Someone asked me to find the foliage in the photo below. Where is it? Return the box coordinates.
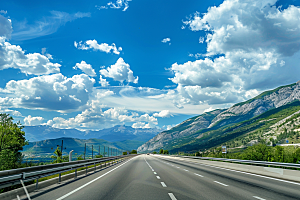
[131,149,137,154]
[77,155,84,160]
[0,113,28,171]
[95,155,103,158]
[163,150,169,154]
[152,151,157,154]
[159,149,164,154]
[51,147,63,163]
[123,151,127,155]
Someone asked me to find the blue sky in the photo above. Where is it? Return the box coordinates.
[1,0,300,131]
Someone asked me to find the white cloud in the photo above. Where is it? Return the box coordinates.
[3,73,95,111]
[96,0,132,12]
[100,58,138,84]
[24,115,44,126]
[199,36,204,43]
[74,39,122,55]
[12,11,91,41]
[153,110,172,118]
[0,10,7,14]
[170,0,300,106]
[162,38,171,43]
[73,61,97,77]
[99,75,110,87]
[0,14,12,39]
[0,37,61,75]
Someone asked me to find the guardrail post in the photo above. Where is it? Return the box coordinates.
[59,173,61,183]
[35,178,39,190]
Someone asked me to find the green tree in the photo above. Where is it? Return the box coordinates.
[131,150,137,154]
[123,151,128,155]
[51,147,63,163]
[0,114,28,171]
[152,151,157,154]
[163,150,169,154]
[159,149,164,154]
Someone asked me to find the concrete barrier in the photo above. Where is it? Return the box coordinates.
[0,158,125,200]
[156,155,300,183]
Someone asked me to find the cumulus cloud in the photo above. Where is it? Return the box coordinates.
[4,73,95,111]
[0,37,61,75]
[24,115,44,126]
[170,0,300,106]
[0,10,7,14]
[161,38,171,43]
[74,40,122,55]
[99,75,110,87]
[12,11,91,41]
[100,58,138,84]
[96,0,132,11]
[153,110,172,118]
[0,14,12,39]
[73,61,97,77]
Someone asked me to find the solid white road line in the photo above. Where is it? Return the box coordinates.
[194,173,203,177]
[168,193,177,200]
[156,176,161,179]
[214,181,228,187]
[161,182,167,187]
[56,156,138,200]
[253,196,266,200]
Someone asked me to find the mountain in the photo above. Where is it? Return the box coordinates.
[138,81,300,153]
[22,137,143,157]
[23,125,161,143]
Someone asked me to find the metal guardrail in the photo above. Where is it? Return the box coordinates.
[171,155,300,169]
[0,155,135,190]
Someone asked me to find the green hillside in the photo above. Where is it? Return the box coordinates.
[167,100,300,153]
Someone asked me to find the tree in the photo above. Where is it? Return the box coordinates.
[0,114,28,171]
[159,149,164,154]
[163,150,169,154]
[152,151,157,154]
[131,150,137,154]
[51,147,63,163]
[123,151,127,155]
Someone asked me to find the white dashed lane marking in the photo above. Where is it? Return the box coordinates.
[253,196,266,200]
[161,182,167,187]
[194,173,203,177]
[214,181,228,187]
[156,176,161,179]
[168,193,177,200]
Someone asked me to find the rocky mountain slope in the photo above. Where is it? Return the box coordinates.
[138,81,300,153]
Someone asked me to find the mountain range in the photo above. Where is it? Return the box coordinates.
[138,81,300,153]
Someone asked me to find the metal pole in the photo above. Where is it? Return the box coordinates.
[92,145,94,159]
[84,143,86,160]
[61,140,64,159]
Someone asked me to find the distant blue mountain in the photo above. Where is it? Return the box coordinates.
[23,125,162,143]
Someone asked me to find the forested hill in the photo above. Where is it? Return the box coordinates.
[138,81,300,153]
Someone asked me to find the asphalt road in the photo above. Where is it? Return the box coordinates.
[28,155,300,200]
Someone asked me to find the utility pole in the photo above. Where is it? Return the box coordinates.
[84,143,86,160]
[92,145,94,159]
[61,140,64,159]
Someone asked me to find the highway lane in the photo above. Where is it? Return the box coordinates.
[27,155,300,200]
[150,155,300,200]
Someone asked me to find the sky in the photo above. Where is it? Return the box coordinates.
[0,0,300,131]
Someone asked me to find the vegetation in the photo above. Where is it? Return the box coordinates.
[163,150,169,154]
[130,150,137,154]
[0,114,28,171]
[159,149,164,154]
[123,151,128,155]
[152,151,157,154]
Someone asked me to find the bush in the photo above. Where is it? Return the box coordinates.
[163,150,169,154]
[159,149,164,154]
[131,150,137,154]
[123,152,127,155]
[152,151,157,154]
[95,155,103,158]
